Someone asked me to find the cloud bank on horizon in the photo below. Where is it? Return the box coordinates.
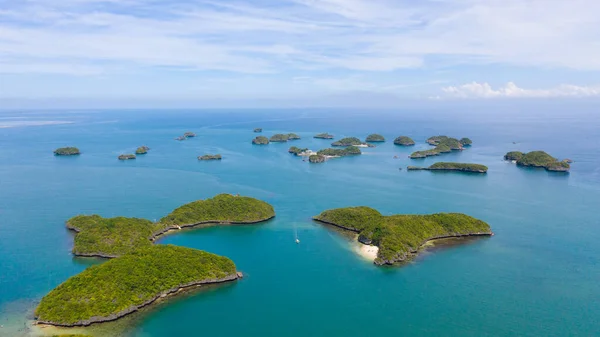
[1,0,600,102]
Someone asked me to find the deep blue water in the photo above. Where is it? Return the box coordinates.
[0,108,599,337]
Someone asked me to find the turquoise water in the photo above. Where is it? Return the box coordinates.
[0,109,599,336]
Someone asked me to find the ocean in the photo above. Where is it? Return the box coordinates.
[0,108,599,336]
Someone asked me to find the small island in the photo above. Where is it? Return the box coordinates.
[175,132,196,141]
[410,135,469,159]
[504,151,570,172]
[54,147,80,156]
[118,154,136,160]
[67,194,275,258]
[253,128,263,133]
[313,207,492,265]
[35,245,240,327]
[365,134,385,142]
[288,146,311,156]
[407,162,488,173]
[135,146,150,155]
[309,154,326,163]
[252,136,270,145]
[314,133,334,139]
[460,138,472,146]
[287,133,301,140]
[331,137,367,147]
[317,146,361,157]
[393,136,415,146]
[198,154,222,161]
[270,134,290,142]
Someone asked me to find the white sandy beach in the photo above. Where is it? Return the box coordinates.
[354,239,379,261]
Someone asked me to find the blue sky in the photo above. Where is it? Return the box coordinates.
[1,0,600,107]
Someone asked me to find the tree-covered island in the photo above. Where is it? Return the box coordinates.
[504,151,570,172]
[54,147,81,156]
[313,207,492,265]
[198,154,222,160]
[331,137,367,147]
[287,133,301,140]
[393,136,415,146]
[407,162,488,173]
[365,134,385,142]
[288,146,310,156]
[314,133,334,139]
[175,132,196,141]
[252,136,270,145]
[135,146,150,155]
[410,135,470,159]
[270,134,290,142]
[35,245,240,327]
[118,154,136,160]
[309,154,326,163]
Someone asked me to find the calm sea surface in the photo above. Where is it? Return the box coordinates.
[0,108,599,336]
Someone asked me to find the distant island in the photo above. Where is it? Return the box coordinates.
[309,154,326,163]
[175,132,196,141]
[332,137,369,147]
[460,138,472,146]
[308,146,362,164]
[252,136,270,145]
[254,128,262,133]
[289,146,311,156]
[198,154,222,161]
[118,154,136,160]
[54,147,80,156]
[394,136,415,146]
[288,133,301,140]
[408,162,488,173]
[66,194,275,258]
[314,133,334,139]
[35,245,240,327]
[365,134,385,142]
[135,146,150,155]
[270,133,301,142]
[504,151,570,172]
[410,135,470,159]
[313,207,492,265]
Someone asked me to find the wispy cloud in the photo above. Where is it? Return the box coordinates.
[434,82,600,99]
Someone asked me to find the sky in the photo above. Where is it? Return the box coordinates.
[1,0,600,108]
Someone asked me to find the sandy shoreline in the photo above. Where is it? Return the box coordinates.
[353,237,379,261]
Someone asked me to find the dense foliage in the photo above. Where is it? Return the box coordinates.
[393,136,415,146]
[505,150,570,172]
[159,194,275,227]
[252,136,270,145]
[314,207,491,264]
[317,146,361,157]
[366,134,385,142]
[309,155,326,163]
[314,133,334,139]
[331,137,363,147]
[254,128,262,133]
[68,215,157,257]
[36,245,237,325]
[460,138,473,146]
[289,146,309,155]
[136,146,150,155]
[427,162,488,172]
[270,134,290,142]
[287,133,301,140]
[54,147,80,156]
[198,154,222,160]
[118,154,136,160]
[411,135,467,159]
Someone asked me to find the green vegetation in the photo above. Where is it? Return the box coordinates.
[35,245,237,326]
[254,128,262,133]
[309,154,326,163]
[332,137,363,147]
[411,135,467,159]
[314,207,492,265]
[198,154,222,160]
[136,146,150,155]
[408,162,488,173]
[118,154,136,160]
[68,215,156,257]
[270,134,290,142]
[505,151,570,172]
[159,194,275,228]
[394,136,415,146]
[289,146,309,156]
[287,133,301,140]
[314,133,334,139]
[252,136,269,145]
[317,146,361,157]
[54,147,80,156]
[366,134,385,142]
[460,138,473,146]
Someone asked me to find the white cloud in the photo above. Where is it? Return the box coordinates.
[437,82,600,99]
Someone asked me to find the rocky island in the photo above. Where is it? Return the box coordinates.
[252,136,270,145]
[269,133,301,142]
[410,135,469,159]
[308,147,362,164]
[54,147,80,156]
[309,154,326,163]
[288,146,311,156]
[394,136,415,146]
[175,132,196,141]
[365,134,385,142]
[287,133,301,140]
[35,245,240,327]
[331,137,368,147]
[314,133,334,139]
[407,162,488,173]
[254,128,262,133]
[118,154,136,160]
[460,138,472,146]
[135,146,150,155]
[504,151,570,172]
[198,154,222,161]
[313,207,492,265]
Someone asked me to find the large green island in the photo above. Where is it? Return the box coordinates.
[54,147,80,156]
[313,207,492,265]
[332,137,368,147]
[35,245,240,327]
[408,162,488,173]
[394,136,415,146]
[504,151,570,172]
[410,135,470,159]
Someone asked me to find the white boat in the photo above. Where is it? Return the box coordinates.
[295,239,300,244]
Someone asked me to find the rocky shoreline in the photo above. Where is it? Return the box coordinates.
[150,216,276,241]
[35,273,242,327]
[407,166,487,173]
